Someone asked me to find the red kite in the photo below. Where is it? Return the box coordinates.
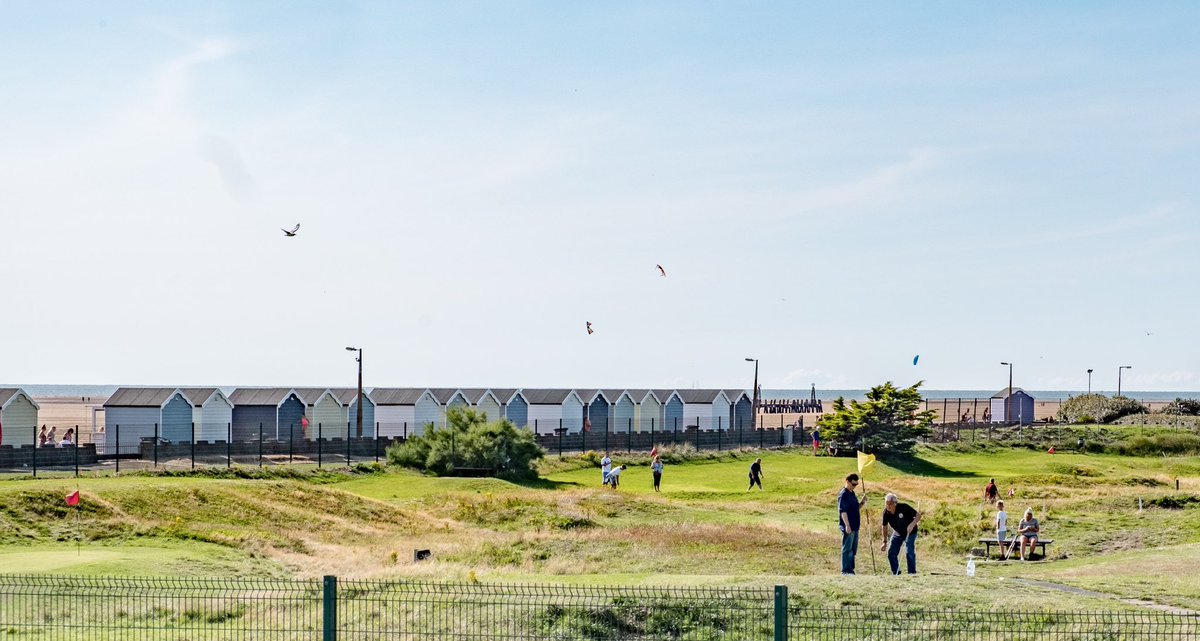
[586,322,594,335]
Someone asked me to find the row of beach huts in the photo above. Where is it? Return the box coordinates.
[0,387,754,451]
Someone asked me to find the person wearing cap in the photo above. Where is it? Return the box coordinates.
[878,493,922,574]
[837,473,867,574]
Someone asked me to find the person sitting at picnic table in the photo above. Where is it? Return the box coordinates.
[1017,508,1040,561]
[59,428,75,447]
[983,479,999,504]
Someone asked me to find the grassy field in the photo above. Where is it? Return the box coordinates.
[0,445,1197,612]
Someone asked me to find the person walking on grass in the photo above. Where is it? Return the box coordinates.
[651,456,664,492]
[838,473,866,574]
[984,478,999,504]
[878,493,921,574]
[748,458,763,490]
[600,452,612,487]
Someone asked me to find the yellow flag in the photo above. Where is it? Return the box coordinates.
[857,451,876,475]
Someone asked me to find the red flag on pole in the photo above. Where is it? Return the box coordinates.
[65,491,80,507]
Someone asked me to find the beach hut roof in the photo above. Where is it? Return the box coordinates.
[490,388,523,404]
[459,388,500,405]
[0,388,39,411]
[576,389,609,404]
[677,389,729,404]
[602,389,634,403]
[428,388,467,404]
[369,388,431,406]
[522,389,579,405]
[653,389,682,404]
[228,388,301,406]
[179,388,226,407]
[628,389,660,404]
[292,388,365,406]
[991,388,1032,399]
[104,387,188,408]
[724,389,751,403]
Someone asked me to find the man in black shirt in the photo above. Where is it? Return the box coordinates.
[748,458,763,490]
[878,493,922,574]
[837,474,866,574]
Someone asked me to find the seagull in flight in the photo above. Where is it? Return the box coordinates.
[656,264,667,277]
[281,224,300,237]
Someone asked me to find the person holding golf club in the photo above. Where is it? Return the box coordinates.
[878,493,921,574]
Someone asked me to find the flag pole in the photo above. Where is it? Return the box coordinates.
[862,478,878,574]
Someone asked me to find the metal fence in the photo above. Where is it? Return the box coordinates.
[0,575,1194,640]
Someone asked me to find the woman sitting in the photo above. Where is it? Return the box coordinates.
[1017,508,1040,560]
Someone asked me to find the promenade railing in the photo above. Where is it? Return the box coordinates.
[0,576,1194,640]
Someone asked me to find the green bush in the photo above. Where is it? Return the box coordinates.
[387,408,545,479]
[1161,398,1200,416]
[1107,432,1200,456]
[1057,394,1146,424]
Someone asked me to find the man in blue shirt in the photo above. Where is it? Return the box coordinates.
[838,473,867,574]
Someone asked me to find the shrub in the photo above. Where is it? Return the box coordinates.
[1057,394,1146,424]
[817,381,934,456]
[1107,432,1200,456]
[1161,398,1200,416]
[387,408,545,479]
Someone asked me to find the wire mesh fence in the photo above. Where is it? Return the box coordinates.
[0,576,1195,640]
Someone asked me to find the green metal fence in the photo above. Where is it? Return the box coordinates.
[0,575,1195,639]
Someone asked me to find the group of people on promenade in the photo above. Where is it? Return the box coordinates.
[37,425,75,448]
[761,399,824,414]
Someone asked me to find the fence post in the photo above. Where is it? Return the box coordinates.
[259,423,264,468]
[113,425,118,475]
[32,425,37,478]
[674,416,678,445]
[375,422,380,463]
[322,575,338,641]
[74,426,79,478]
[289,424,294,464]
[346,421,352,466]
[717,416,722,451]
[191,422,196,469]
[627,418,632,452]
[153,422,159,468]
[604,413,609,453]
[318,423,323,467]
[558,419,563,457]
[650,417,655,448]
[227,423,232,468]
[773,584,788,641]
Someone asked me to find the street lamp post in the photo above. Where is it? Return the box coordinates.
[745,358,759,419]
[346,347,363,437]
[1118,365,1132,398]
[1087,369,1093,395]
[1000,362,1013,422]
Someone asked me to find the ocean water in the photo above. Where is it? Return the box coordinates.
[6,384,1198,402]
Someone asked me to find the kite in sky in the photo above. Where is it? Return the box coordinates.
[281,224,300,237]
[656,264,666,277]
[912,355,920,366]
[586,321,594,335]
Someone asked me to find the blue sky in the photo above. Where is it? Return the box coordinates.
[1,2,1197,392]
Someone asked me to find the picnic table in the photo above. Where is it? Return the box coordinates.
[977,537,1053,560]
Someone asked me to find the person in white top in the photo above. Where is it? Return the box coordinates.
[995,500,1008,547]
[600,452,612,486]
[606,465,624,489]
[651,456,664,492]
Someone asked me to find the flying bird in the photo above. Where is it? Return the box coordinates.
[1145,331,1154,336]
[912,355,920,366]
[586,321,594,335]
[281,224,300,237]
[656,264,667,277]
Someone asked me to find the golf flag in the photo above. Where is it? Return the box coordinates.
[857,451,876,475]
[65,491,80,507]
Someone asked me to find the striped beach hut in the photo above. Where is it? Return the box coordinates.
[460,389,503,422]
[630,390,661,434]
[654,390,685,433]
[492,388,528,427]
[725,389,754,431]
[679,389,732,431]
[603,390,637,433]
[0,388,39,447]
[104,388,194,451]
[229,388,306,442]
[371,388,440,437]
[180,388,233,444]
[348,391,376,437]
[523,389,584,434]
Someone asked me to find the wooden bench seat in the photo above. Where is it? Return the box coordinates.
[977,537,1053,560]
